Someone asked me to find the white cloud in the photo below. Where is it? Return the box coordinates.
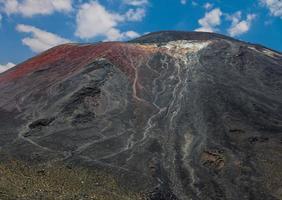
[0,0,72,17]
[0,62,16,73]
[227,12,256,36]
[16,24,71,53]
[123,0,148,6]
[204,2,213,10]
[123,30,140,38]
[75,1,122,40]
[260,0,282,18]
[195,8,222,32]
[226,11,242,25]
[103,29,139,41]
[75,1,140,41]
[125,8,146,21]
[0,14,2,26]
[180,0,187,5]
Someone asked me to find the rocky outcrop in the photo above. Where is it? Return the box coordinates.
[0,31,282,200]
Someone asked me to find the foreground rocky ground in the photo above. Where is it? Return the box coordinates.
[0,31,282,200]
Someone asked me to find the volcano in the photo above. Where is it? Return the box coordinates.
[0,31,282,200]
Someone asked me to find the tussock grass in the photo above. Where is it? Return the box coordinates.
[0,160,142,200]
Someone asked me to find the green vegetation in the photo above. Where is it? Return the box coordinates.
[0,160,142,200]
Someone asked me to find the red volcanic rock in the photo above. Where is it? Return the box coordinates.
[0,42,156,84]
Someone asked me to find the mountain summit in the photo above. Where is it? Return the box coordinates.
[0,31,282,200]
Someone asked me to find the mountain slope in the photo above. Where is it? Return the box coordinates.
[0,31,282,200]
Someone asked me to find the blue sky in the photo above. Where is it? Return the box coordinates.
[0,0,281,72]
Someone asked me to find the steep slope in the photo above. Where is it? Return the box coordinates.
[0,31,282,200]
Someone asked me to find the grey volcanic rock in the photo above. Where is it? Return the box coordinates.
[0,31,282,200]
[130,31,238,43]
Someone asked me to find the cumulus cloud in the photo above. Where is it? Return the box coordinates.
[123,30,140,38]
[123,0,148,6]
[16,24,71,53]
[195,8,222,32]
[75,1,140,41]
[180,0,187,5]
[227,12,256,36]
[104,28,140,41]
[0,62,16,73]
[260,0,282,18]
[0,0,72,17]
[204,2,213,10]
[125,8,146,21]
